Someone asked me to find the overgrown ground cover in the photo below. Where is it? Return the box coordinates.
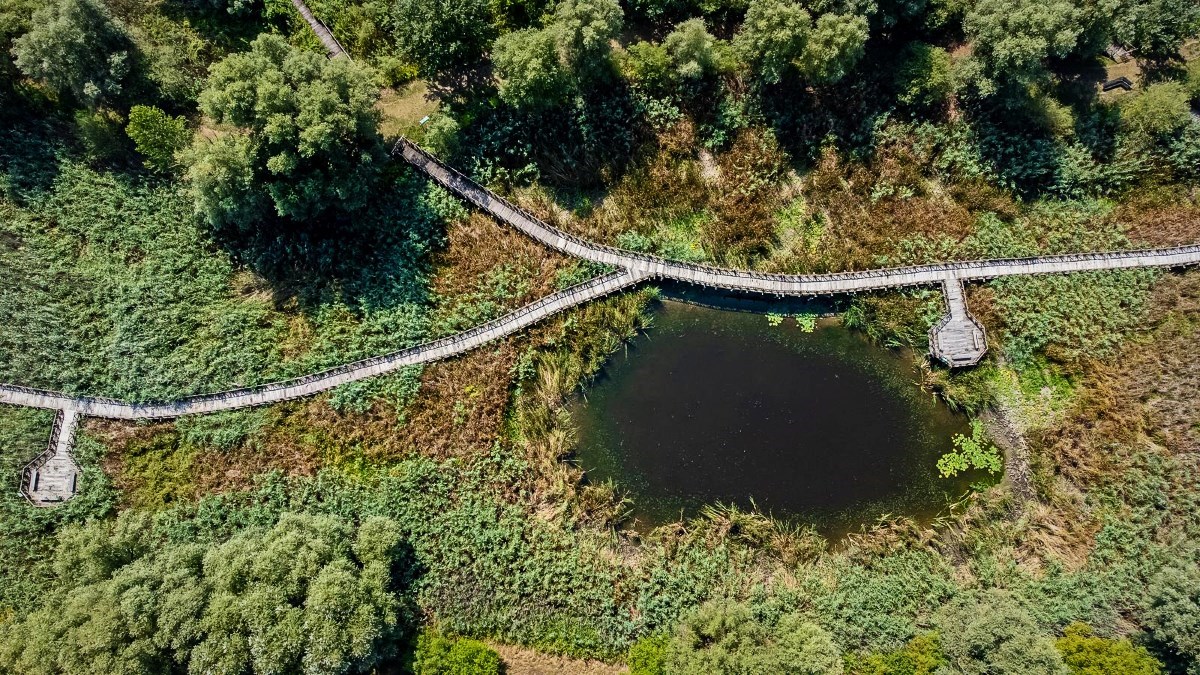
[1,0,1200,672]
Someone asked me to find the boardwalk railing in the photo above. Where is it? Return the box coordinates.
[0,270,644,420]
[17,410,78,505]
[7,138,1200,506]
[395,138,1200,295]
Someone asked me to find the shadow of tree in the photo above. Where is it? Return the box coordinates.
[206,166,449,315]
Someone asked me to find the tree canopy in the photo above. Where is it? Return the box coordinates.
[734,0,867,84]
[963,0,1087,90]
[1143,557,1200,671]
[662,600,844,674]
[1114,0,1200,61]
[391,0,496,77]
[185,34,384,231]
[934,589,1069,674]
[11,0,136,108]
[0,513,411,675]
[664,18,721,80]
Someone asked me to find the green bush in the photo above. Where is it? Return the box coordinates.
[125,105,188,171]
[629,634,669,675]
[414,631,504,675]
[934,589,1068,675]
[1142,556,1200,672]
[663,600,843,674]
[1055,623,1163,675]
[1122,82,1194,138]
[845,632,946,675]
[0,514,411,674]
[894,42,953,110]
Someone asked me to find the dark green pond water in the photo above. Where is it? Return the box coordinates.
[570,295,978,535]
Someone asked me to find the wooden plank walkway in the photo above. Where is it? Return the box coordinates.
[290,0,347,59]
[929,278,987,367]
[6,138,1200,505]
[19,410,80,506]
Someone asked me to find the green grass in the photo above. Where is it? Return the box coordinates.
[0,128,444,402]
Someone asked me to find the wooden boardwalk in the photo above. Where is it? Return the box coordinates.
[290,0,347,59]
[5,139,1200,505]
[19,410,80,506]
[929,278,987,367]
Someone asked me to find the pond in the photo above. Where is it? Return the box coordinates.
[570,293,980,535]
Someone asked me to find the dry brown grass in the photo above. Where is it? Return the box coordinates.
[1115,188,1200,248]
[490,643,628,675]
[704,129,788,262]
[774,142,993,274]
[535,121,712,248]
[431,212,570,308]
[377,81,441,140]
[991,270,1200,568]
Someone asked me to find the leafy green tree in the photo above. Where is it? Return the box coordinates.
[392,0,496,76]
[0,513,410,675]
[663,600,843,674]
[963,0,1086,89]
[413,631,503,675]
[796,12,868,83]
[1114,0,1200,61]
[735,0,812,84]
[1121,82,1193,137]
[493,28,573,107]
[549,0,624,74]
[1055,623,1163,675]
[11,0,135,108]
[184,34,385,231]
[893,42,953,109]
[621,40,675,95]
[934,589,1069,675]
[0,0,39,110]
[125,105,188,171]
[664,18,720,80]
[735,0,865,84]
[1142,557,1200,673]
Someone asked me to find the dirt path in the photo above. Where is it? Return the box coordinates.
[981,405,1035,507]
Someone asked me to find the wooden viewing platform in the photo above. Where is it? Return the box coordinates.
[929,278,987,367]
[5,139,1200,505]
[19,410,80,506]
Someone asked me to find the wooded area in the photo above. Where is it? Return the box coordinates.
[0,0,1199,672]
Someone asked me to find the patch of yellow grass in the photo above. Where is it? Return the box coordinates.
[376,81,440,140]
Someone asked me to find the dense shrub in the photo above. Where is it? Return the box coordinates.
[186,34,384,231]
[0,514,412,674]
[125,104,188,171]
[934,589,1068,674]
[1142,556,1200,673]
[845,633,946,675]
[1055,623,1163,675]
[414,632,504,675]
[662,600,843,674]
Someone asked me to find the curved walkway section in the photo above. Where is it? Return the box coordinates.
[6,139,1200,506]
[1,270,644,420]
[4,271,642,505]
[396,139,1200,295]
